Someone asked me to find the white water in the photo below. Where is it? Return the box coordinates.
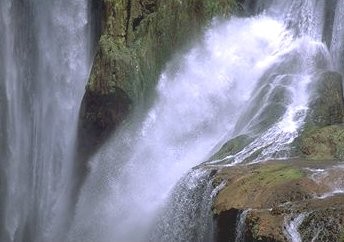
[308,165,344,198]
[1,0,343,242]
[67,2,336,239]
[331,0,344,75]
[235,209,251,242]
[69,15,296,242]
[284,213,307,242]
[0,1,92,241]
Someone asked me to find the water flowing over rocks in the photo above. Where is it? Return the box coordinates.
[211,160,344,242]
[2,0,344,241]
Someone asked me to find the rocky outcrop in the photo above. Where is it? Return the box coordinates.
[209,135,252,161]
[297,71,344,160]
[77,87,131,159]
[209,70,344,241]
[306,71,344,127]
[211,160,344,242]
[78,0,238,157]
[299,124,344,160]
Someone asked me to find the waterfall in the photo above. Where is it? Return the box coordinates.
[308,165,344,198]
[284,213,307,242]
[0,0,93,241]
[1,0,344,242]
[235,209,250,242]
[68,14,293,242]
[67,1,332,239]
[331,0,344,75]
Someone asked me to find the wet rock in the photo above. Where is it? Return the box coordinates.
[211,160,344,242]
[209,135,252,161]
[299,124,344,160]
[77,0,239,158]
[307,71,344,127]
[213,209,241,242]
[294,71,344,160]
[77,87,131,160]
[212,163,316,213]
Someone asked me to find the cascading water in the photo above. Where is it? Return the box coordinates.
[284,213,308,242]
[235,209,251,242]
[2,0,344,242]
[69,14,293,242]
[0,1,93,241]
[68,1,337,240]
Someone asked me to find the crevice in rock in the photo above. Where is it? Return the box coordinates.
[214,209,241,242]
[132,14,144,31]
[125,0,132,44]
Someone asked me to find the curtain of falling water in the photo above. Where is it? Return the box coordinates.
[68,1,342,242]
[0,1,94,241]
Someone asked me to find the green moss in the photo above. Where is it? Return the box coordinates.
[298,125,344,160]
[248,164,304,188]
[99,34,132,62]
[340,229,344,242]
[210,135,252,161]
[204,0,237,18]
[89,0,237,106]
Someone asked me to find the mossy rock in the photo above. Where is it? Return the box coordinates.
[298,124,344,160]
[213,163,307,213]
[299,208,344,242]
[209,135,252,161]
[76,87,131,161]
[89,0,239,104]
[292,71,344,160]
[78,0,238,159]
[211,160,344,242]
[306,71,344,127]
[341,230,344,242]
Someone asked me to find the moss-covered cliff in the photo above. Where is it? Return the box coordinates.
[78,0,238,156]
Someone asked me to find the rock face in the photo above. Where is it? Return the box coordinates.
[299,124,344,160]
[297,71,344,160]
[212,160,344,242]
[78,0,238,156]
[77,87,131,160]
[307,71,344,127]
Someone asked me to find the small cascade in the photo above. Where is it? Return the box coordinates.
[284,213,307,242]
[308,165,344,198]
[234,209,250,242]
[149,169,222,242]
